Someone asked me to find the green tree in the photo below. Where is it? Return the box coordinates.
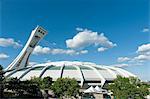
[108,76,149,99]
[30,77,43,88]
[0,65,3,70]
[41,76,52,89]
[30,76,52,89]
[51,78,80,98]
[0,65,4,98]
[5,77,20,93]
[4,76,52,98]
[5,77,42,97]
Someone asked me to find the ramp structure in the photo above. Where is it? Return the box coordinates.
[6,26,47,70]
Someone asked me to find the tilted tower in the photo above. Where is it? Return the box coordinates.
[6,26,48,70]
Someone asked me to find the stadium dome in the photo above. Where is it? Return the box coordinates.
[5,61,136,87]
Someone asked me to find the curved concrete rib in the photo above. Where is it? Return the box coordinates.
[5,67,29,78]
[115,67,137,77]
[73,65,85,87]
[18,66,43,80]
[39,65,52,78]
[60,65,85,87]
[83,64,106,87]
[94,65,117,79]
[106,66,129,77]
[60,65,65,78]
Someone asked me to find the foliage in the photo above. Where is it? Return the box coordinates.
[4,76,53,97]
[30,76,52,89]
[51,77,80,98]
[0,65,5,98]
[107,76,149,99]
[0,65,3,70]
[5,77,42,97]
[42,76,53,89]
[30,77,43,88]
[0,64,53,98]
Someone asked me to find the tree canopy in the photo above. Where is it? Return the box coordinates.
[107,76,149,99]
[5,77,42,97]
[0,65,4,98]
[0,65,3,70]
[51,77,80,98]
[30,76,52,89]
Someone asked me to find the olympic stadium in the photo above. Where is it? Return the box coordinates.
[5,26,137,88]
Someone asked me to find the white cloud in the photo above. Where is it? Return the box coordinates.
[97,47,108,52]
[117,43,150,66]
[114,62,144,68]
[133,55,150,61]
[129,62,143,66]
[142,28,149,32]
[80,50,88,54]
[76,27,84,31]
[136,43,150,55]
[117,55,149,65]
[33,46,51,55]
[112,63,129,68]
[117,57,130,62]
[66,28,116,49]
[52,48,77,55]
[28,61,38,66]
[33,45,88,55]
[0,53,9,60]
[0,38,22,48]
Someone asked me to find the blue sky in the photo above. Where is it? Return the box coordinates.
[0,0,149,81]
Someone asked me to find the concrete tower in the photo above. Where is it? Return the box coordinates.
[6,26,48,70]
